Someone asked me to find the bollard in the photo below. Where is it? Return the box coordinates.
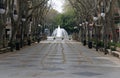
[83,40,86,46]
[88,41,92,49]
[27,39,31,45]
[15,42,20,50]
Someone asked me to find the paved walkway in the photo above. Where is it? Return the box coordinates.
[0,38,120,78]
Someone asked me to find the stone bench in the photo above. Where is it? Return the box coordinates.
[98,48,111,55]
[106,49,112,54]
[112,51,120,58]
[0,47,10,54]
[116,47,120,52]
[99,48,104,52]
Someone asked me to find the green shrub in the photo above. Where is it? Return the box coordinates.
[92,39,96,43]
[111,46,116,51]
[110,42,116,46]
[116,43,120,48]
[107,42,116,48]
[107,42,116,51]
[98,41,104,47]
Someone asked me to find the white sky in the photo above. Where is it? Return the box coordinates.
[50,0,65,13]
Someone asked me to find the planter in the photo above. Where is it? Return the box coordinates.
[116,47,120,52]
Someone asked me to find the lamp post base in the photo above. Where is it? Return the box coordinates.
[88,41,92,49]
[15,42,20,50]
[83,40,86,46]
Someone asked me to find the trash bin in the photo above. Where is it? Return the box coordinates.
[88,41,92,48]
[83,40,86,46]
[96,44,99,51]
[27,39,31,45]
[15,42,20,50]
[37,38,40,43]
[8,42,14,52]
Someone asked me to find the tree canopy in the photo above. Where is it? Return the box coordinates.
[51,1,76,34]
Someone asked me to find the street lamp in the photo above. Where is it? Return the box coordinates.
[86,20,92,49]
[101,12,105,18]
[74,26,77,29]
[38,24,41,27]
[79,24,82,27]
[101,4,105,18]
[85,21,88,25]
[20,15,26,48]
[101,6,107,54]
[73,26,78,40]
[82,22,87,46]
[0,3,5,14]
[82,22,85,25]
[79,23,83,42]
[38,24,42,35]
[13,10,18,21]
[13,10,20,50]
[22,15,26,22]
[37,24,42,43]
[0,2,6,48]
[27,18,32,46]
[93,17,98,22]
[93,15,99,51]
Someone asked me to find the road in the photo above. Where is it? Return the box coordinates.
[0,37,120,78]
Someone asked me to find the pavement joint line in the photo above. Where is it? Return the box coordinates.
[75,43,95,64]
[48,43,61,68]
[91,49,107,64]
[78,42,120,65]
[83,45,113,64]
[0,43,44,60]
[31,43,46,54]
[68,42,94,64]
[61,43,66,64]
[53,43,61,67]
[20,44,46,65]
[41,43,58,67]
[40,43,55,67]
[41,44,53,63]
[65,42,82,64]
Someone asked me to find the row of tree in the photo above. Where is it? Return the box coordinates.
[0,0,50,49]
[64,0,120,51]
[46,0,120,50]
[67,0,120,42]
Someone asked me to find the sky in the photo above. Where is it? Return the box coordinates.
[50,0,65,13]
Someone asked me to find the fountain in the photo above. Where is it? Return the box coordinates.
[52,25,69,39]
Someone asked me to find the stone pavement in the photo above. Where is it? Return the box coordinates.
[0,39,120,78]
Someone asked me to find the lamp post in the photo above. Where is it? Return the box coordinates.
[21,14,26,23]
[86,20,91,48]
[0,1,6,48]
[13,10,18,21]
[93,14,99,51]
[0,3,5,14]
[79,23,83,42]
[27,18,32,46]
[37,24,42,43]
[87,21,93,49]
[20,15,26,48]
[82,22,86,46]
[38,24,42,35]
[101,6,107,53]
[13,10,20,50]
[73,26,77,40]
